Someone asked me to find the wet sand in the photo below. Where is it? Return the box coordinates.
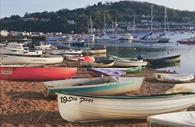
[1,63,195,127]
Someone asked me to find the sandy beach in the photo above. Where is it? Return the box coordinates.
[1,63,195,127]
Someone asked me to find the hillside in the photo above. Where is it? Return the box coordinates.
[0,0,194,33]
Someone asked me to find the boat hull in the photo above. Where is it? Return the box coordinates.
[148,111,195,127]
[154,73,194,83]
[0,55,63,65]
[177,40,195,45]
[87,68,126,77]
[44,77,144,97]
[114,60,147,67]
[81,60,115,68]
[57,93,195,122]
[0,67,77,81]
[147,55,181,65]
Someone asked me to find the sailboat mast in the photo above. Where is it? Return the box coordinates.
[104,11,106,30]
[150,5,153,32]
[133,15,136,31]
[89,15,93,34]
[164,7,167,32]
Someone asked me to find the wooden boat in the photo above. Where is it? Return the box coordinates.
[0,49,43,56]
[148,111,195,127]
[124,66,142,73]
[88,67,142,77]
[154,73,194,83]
[114,60,147,67]
[0,55,64,65]
[87,68,126,77]
[63,54,82,61]
[109,55,147,67]
[0,64,45,67]
[82,48,107,55]
[0,67,77,81]
[44,77,144,97]
[50,49,82,55]
[81,60,115,68]
[108,67,142,73]
[166,83,195,94]
[57,93,195,122]
[0,43,43,56]
[147,55,181,65]
[149,62,180,69]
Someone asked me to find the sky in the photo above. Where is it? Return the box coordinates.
[0,0,194,18]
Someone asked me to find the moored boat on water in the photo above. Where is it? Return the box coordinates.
[147,54,181,65]
[158,36,170,43]
[0,55,64,65]
[154,73,194,83]
[140,36,159,43]
[44,76,144,97]
[177,37,195,45]
[57,92,195,122]
[0,66,77,81]
[82,48,107,55]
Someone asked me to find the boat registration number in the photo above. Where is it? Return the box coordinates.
[60,96,94,104]
[1,69,13,75]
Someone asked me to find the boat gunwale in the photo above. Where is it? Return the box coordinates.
[57,92,195,99]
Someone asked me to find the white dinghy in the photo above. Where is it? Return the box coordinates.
[57,93,195,122]
[166,83,195,94]
[154,73,194,83]
[148,111,195,127]
[0,55,63,65]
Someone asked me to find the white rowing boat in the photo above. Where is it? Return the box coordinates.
[166,83,195,94]
[44,77,144,97]
[0,55,63,65]
[57,93,195,122]
[154,73,194,83]
[148,111,195,127]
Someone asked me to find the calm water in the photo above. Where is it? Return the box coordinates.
[95,32,195,74]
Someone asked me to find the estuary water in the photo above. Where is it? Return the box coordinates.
[95,32,195,74]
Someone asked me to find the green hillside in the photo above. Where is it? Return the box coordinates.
[0,1,194,33]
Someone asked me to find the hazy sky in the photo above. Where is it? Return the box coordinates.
[0,0,194,18]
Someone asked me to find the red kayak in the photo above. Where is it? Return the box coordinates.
[0,67,77,81]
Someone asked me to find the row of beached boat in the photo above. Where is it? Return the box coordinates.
[56,92,195,122]
[41,71,194,123]
[81,54,180,68]
[43,72,194,97]
[0,42,194,126]
[1,65,193,124]
[0,53,180,68]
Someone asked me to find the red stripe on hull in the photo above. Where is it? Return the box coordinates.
[0,67,77,81]
[177,41,195,44]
